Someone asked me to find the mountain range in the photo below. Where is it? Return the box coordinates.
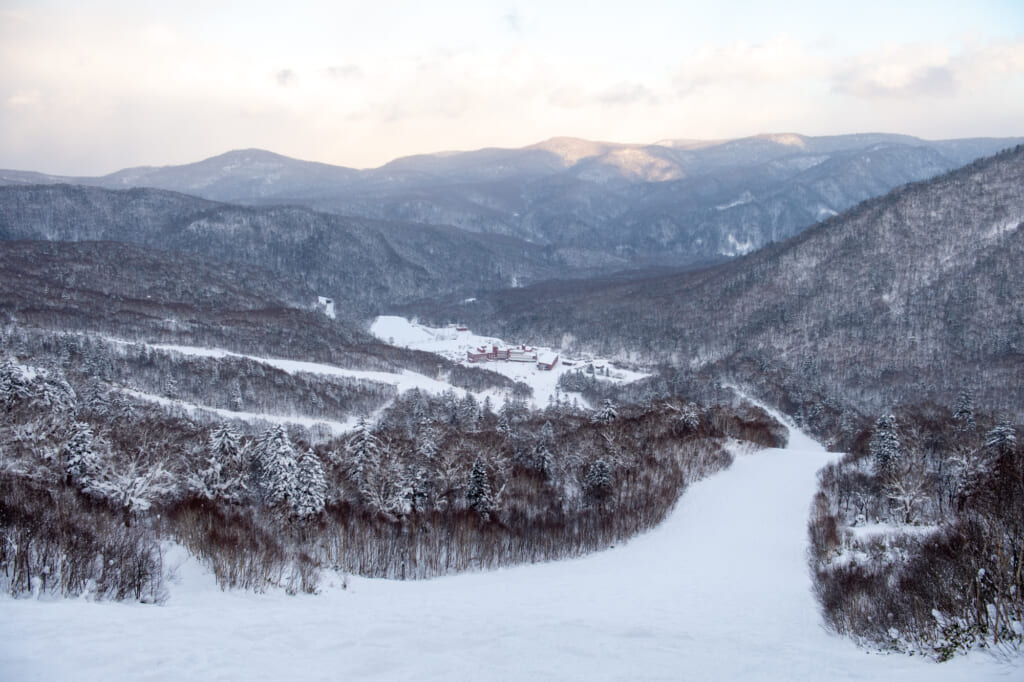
[3,133,1020,269]
[2,133,1022,431]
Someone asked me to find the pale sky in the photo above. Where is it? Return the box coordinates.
[2,0,1023,174]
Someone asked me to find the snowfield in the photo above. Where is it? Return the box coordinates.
[1,417,1016,680]
[370,316,649,409]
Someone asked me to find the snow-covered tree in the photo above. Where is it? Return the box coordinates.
[0,359,29,411]
[63,421,98,486]
[83,451,177,527]
[81,377,110,417]
[458,394,480,429]
[533,421,556,476]
[292,448,327,520]
[953,389,976,432]
[208,422,243,468]
[679,402,701,431]
[869,414,902,478]
[344,417,380,481]
[466,458,493,519]
[496,411,512,438]
[27,370,76,416]
[415,425,438,463]
[251,425,299,510]
[187,423,247,503]
[360,443,413,519]
[591,399,617,424]
[985,420,1017,457]
[585,458,613,502]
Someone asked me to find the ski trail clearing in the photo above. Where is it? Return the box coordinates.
[0,423,1014,680]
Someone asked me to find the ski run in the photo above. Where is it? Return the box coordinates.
[1,413,1016,681]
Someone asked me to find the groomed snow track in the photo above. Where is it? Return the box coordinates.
[1,421,1015,680]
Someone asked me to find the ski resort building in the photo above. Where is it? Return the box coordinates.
[466,344,537,364]
[537,354,559,371]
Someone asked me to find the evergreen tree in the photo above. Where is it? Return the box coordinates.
[345,417,381,481]
[496,411,512,438]
[81,377,110,417]
[869,414,902,478]
[0,359,28,411]
[63,421,98,487]
[534,421,556,476]
[585,458,613,502]
[208,423,243,468]
[466,458,494,519]
[953,389,976,432]
[252,425,299,510]
[591,399,618,424]
[415,425,438,462]
[985,420,1017,457]
[189,423,247,503]
[293,448,327,520]
[458,393,479,429]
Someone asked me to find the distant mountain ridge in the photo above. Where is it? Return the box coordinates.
[3,133,1020,268]
[0,184,625,316]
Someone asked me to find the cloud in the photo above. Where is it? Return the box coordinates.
[595,83,659,107]
[275,69,296,87]
[325,64,362,80]
[673,38,823,94]
[833,64,956,98]
[6,90,42,108]
[830,39,1024,99]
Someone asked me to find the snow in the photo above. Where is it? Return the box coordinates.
[1,419,1016,680]
[370,316,648,409]
[120,388,358,437]
[715,191,754,210]
[720,233,756,257]
[102,337,461,398]
[846,522,940,540]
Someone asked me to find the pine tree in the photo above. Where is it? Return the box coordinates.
[189,423,247,503]
[345,417,381,481]
[63,421,98,487]
[0,359,28,411]
[415,425,438,463]
[208,423,243,468]
[292,448,327,520]
[985,420,1017,457]
[953,389,976,432]
[679,402,701,431]
[534,421,556,476]
[585,458,613,502]
[869,414,902,478]
[466,458,493,519]
[591,399,618,424]
[496,412,512,438]
[252,425,299,510]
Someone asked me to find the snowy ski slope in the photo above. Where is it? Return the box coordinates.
[1,417,1015,680]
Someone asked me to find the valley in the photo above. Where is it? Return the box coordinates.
[1,134,1022,677]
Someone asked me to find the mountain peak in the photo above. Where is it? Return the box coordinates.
[527,137,620,165]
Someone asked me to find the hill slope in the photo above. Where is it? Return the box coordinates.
[0,185,618,315]
[429,146,1024,426]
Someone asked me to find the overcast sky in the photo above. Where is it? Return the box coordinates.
[2,0,1023,174]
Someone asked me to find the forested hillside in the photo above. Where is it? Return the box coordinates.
[0,185,620,316]
[423,146,1024,437]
